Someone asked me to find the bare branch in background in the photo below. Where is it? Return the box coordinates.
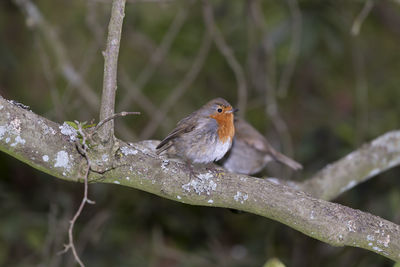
[116,3,192,134]
[139,29,213,139]
[114,117,139,140]
[120,69,174,133]
[66,211,111,267]
[58,163,92,267]
[349,1,372,145]
[35,36,65,120]
[202,0,248,115]
[249,0,295,163]
[118,4,191,111]
[2,97,400,261]
[60,2,107,111]
[351,0,374,36]
[14,0,100,112]
[120,69,160,116]
[127,28,157,53]
[352,37,369,145]
[375,1,400,37]
[265,82,295,163]
[86,1,106,43]
[41,204,70,266]
[150,226,213,265]
[246,0,276,96]
[277,0,302,98]
[61,3,106,110]
[99,0,127,144]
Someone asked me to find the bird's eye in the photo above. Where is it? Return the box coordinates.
[217,108,223,113]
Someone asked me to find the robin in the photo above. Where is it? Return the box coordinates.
[156,98,237,173]
[222,118,302,175]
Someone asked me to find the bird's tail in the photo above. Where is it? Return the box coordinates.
[267,149,303,171]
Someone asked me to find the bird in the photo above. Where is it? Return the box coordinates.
[222,118,302,175]
[156,98,237,173]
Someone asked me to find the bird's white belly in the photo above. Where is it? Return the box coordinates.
[192,138,232,164]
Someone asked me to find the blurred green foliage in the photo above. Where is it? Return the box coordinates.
[1,0,400,266]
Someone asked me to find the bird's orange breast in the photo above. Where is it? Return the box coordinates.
[210,112,235,143]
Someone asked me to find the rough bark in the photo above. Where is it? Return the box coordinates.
[299,132,400,200]
[1,95,400,261]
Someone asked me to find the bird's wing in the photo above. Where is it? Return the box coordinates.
[156,112,198,153]
[235,118,303,170]
[235,119,270,152]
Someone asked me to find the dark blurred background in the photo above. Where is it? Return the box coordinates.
[1,0,400,266]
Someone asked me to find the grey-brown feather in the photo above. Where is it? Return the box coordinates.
[156,98,233,163]
[222,118,302,174]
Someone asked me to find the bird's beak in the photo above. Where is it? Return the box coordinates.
[226,108,239,114]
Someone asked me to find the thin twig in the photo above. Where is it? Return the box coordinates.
[58,111,137,266]
[99,0,127,143]
[118,4,192,111]
[58,1,127,264]
[84,1,138,140]
[139,29,212,139]
[351,0,374,36]
[277,0,302,98]
[249,0,295,163]
[58,123,96,267]
[202,0,248,115]
[58,164,92,267]
[94,111,140,132]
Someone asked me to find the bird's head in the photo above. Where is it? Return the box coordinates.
[202,98,238,142]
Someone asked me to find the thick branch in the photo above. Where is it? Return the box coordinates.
[293,131,400,200]
[0,96,87,182]
[99,0,126,143]
[1,96,400,261]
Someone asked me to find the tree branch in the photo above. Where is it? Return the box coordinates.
[248,0,295,164]
[1,95,400,261]
[139,28,213,139]
[202,0,248,115]
[118,4,191,112]
[99,0,126,144]
[14,0,100,112]
[283,131,400,201]
[351,0,374,36]
[277,0,302,98]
